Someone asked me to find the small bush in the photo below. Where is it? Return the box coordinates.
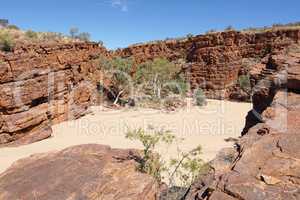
[186,33,194,39]
[77,32,90,42]
[225,25,235,31]
[126,127,176,182]
[0,32,14,52]
[239,75,251,91]
[125,127,207,186]
[25,30,38,39]
[98,40,104,46]
[41,32,64,41]
[195,89,206,106]
[206,29,217,34]
[169,146,209,187]
[7,25,19,30]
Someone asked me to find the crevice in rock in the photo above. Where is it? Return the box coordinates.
[30,97,49,107]
[276,140,284,152]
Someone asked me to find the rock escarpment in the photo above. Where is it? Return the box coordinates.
[0,42,108,145]
[184,51,300,200]
[0,144,159,200]
[115,29,300,99]
[1,29,299,146]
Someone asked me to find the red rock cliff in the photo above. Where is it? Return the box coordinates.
[115,29,300,99]
[0,42,108,145]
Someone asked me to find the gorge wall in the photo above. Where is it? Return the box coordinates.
[0,28,299,146]
[115,29,300,99]
[0,42,108,145]
[185,50,300,200]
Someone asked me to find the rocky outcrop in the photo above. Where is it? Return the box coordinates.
[185,94,300,200]
[0,144,159,200]
[0,42,108,145]
[184,51,300,200]
[115,29,300,99]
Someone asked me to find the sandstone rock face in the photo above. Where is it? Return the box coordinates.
[115,29,300,99]
[0,42,107,145]
[0,144,159,200]
[185,52,300,200]
[1,30,299,146]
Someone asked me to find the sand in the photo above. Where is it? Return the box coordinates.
[0,100,251,175]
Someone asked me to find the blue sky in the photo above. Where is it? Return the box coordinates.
[1,0,299,49]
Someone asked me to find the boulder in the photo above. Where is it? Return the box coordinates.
[0,144,159,200]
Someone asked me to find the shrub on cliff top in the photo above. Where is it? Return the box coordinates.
[25,30,38,39]
[225,25,235,31]
[69,27,91,42]
[77,32,91,42]
[0,32,14,52]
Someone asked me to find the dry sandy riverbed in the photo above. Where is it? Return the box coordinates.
[0,100,251,175]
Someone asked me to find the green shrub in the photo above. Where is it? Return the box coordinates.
[239,75,251,91]
[126,126,208,199]
[41,32,64,41]
[0,32,14,52]
[225,25,235,31]
[25,30,38,39]
[77,32,90,42]
[99,56,134,104]
[186,33,194,39]
[98,40,104,46]
[7,25,19,30]
[126,127,175,182]
[195,89,206,106]
[169,146,209,187]
[69,27,91,41]
[125,126,207,187]
[135,58,182,98]
[206,29,217,34]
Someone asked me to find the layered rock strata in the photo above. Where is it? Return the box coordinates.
[184,51,300,200]
[0,42,107,145]
[115,29,300,99]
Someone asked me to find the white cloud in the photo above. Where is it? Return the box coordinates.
[111,0,128,12]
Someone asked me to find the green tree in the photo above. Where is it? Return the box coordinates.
[77,32,90,42]
[69,27,79,38]
[99,56,134,105]
[135,58,183,98]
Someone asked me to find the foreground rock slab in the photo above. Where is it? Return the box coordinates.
[0,144,159,200]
